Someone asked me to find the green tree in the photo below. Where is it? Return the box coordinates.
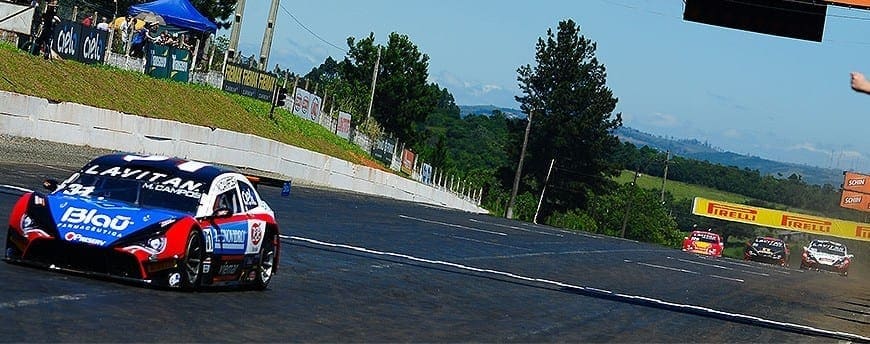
[342,32,438,146]
[586,184,681,246]
[515,19,622,216]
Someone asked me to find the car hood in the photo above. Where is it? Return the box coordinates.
[46,194,188,248]
[806,249,846,265]
[749,246,785,256]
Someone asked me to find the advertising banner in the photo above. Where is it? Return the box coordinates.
[51,20,108,64]
[842,171,870,194]
[401,149,415,175]
[309,94,323,121]
[292,87,310,119]
[145,44,171,79]
[337,112,351,139]
[221,63,276,102]
[839,190,870,212]
[169,47,191,82]
[692,197,870,242]
[52,20,81,61]
[422,163,432,184]
[372,136,396,166]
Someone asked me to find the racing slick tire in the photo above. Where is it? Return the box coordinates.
[179,229,205,291]
[5,227,23,261]
[252,233,277,291]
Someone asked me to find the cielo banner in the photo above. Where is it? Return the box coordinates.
[692,197,870,242]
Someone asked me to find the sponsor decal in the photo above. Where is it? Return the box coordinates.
[203,228,214,253]
[203,257,212,274]
[847,178,866,187]
[214,176,237,192]
[781,215,831,233]
[241,188,258,208]
[219,263,239,275]
[168,272,181,288]
[216,229,246,251]
[251,222,263,246]
[58,207,134,237]
[63,232,106,246]
[706,203,757,221]
[843,195,862,204]
[856,226,870,239]
[83,165,204,197]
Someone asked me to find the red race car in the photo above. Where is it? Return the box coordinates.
[682,230,724,257]
[5,154,281,290]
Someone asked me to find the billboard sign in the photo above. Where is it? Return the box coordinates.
[401,149,415,175]
[221,63,276,102]
[337,112,351,139]
[51,20,108,64]
[693,197,870,242]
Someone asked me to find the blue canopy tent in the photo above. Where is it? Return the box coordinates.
[128,0,217,33]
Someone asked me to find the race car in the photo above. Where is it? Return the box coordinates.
[744,236,789,266]
[800,239,852,276]
[682,230,724,257]
[5,154,280,290]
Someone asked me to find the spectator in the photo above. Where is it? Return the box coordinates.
[33,1,60,59]
[96,17,109,31]
[130,22,159,57]
[119,16,131,44]
[81,15,92,27]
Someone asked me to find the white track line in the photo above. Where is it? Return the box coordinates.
[0,293,88,309]
[710,275,745,283]
[399,215,507,236]
[673,257,734,271]
[468,218,563,237]
[635,262,700,275]
[286,236,868,342]
[0,184,33,193]
[431,233,532,251]
[461,249,671,261]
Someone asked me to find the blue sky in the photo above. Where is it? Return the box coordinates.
[225,0,870,172]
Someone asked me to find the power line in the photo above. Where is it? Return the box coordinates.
[277,3,347,53]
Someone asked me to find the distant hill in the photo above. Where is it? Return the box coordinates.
[614,127,843,187]
[457,105,843,186]
[459,105,526,119]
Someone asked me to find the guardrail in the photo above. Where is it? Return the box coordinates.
[0,90,488,213]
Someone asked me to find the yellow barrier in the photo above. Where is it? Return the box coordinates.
[692,197,870,242]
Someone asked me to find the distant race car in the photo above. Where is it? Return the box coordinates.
[682,230,724,257]
[743,236,789,266]
[800,239,852,276]
[5,154,280,290]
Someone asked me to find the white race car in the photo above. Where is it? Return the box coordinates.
[800,239,852,276]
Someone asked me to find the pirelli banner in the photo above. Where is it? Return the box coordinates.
[222,63,277,102]
[692,197,870,242]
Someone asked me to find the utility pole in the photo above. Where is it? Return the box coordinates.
[506,110,533,219]
[533,158,555,224]
[620,167,641,238]
[259,0,280,70]
[660,150,670,204]
[227,0,245,62]
[366,46,381,120]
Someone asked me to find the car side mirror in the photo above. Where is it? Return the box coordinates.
[43,179,59,191]
[211,207,232,219]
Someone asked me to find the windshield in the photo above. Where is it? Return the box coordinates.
[810,242,846,256]
[752,238,784,250]
[691,232,720,243]
[57,173,203,214]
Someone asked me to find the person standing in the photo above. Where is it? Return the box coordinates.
[34,1,59,59]
[96,17,109,31]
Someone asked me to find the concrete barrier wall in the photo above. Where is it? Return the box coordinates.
[0,91,487,213]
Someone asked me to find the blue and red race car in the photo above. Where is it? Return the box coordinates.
[5,154,280,290]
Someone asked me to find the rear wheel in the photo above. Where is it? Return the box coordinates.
[252,234,276,290]
[179,230,204,291]
[5,227,23,260]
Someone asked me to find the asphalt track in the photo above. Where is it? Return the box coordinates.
[0,161,868,343]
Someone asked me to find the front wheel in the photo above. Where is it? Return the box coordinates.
[252,234,277,291]
[5,227,23,261]
[179,229,204,291]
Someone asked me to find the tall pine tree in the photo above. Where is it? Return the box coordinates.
[515,19,622,215]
